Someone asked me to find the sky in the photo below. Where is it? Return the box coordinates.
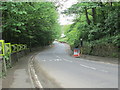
[56,0,78,25]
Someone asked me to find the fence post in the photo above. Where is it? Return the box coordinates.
[5,43,12,68]
[3,56,7,76]
[0,40,7,76]
[0,40,28,77]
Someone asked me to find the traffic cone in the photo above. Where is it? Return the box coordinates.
[73,49,80,57]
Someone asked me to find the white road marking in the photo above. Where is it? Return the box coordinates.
[80,64,96,70]
[56,59,59,61]
[64,59,67,61]
[65,59,68,61]
[28,56,35,88]
[56,55,73,63]
[69,61,73,63]
[63,58,73,63]
[56,56,61,58]
[79,64,109,73]
[63,59,67,61]
[59,59,62,61]
[31,67,43,88]
[100,70,108,73]
[29,55,43,88]
[80,59,116,66]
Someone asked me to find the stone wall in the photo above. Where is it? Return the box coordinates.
[82,43,118,58]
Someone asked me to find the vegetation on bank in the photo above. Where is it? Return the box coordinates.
[1,2,61,47]
[62,2,120,57]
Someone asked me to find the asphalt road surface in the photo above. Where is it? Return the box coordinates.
[35,41,118,88]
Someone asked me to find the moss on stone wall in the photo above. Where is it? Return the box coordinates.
[82,42,118,58]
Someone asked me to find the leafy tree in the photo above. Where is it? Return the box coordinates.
[1,2,61,47]
[62,2,120,56]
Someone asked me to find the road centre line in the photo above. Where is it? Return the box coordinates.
[55,55,109,73]
[56,55,70,62]
[80,64,97,70]
[56,59,60,61]
[43,60,46,61]
[79,64,109,73]
[80,59,116,66]
[100,70,108,73]
[64,59,69,62]
[46,55,109,73]
[56,55,109,72]
[69,60,72,62]
[56,56,60,58]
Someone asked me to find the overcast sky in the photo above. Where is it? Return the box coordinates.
[56,0,78,25]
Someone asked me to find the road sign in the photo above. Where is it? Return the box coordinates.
[11,44,18,53]
[5,43,11,54]
[22,45,27,50]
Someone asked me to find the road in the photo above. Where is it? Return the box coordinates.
[35,41,118,88]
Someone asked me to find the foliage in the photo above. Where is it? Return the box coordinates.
[63,2,120,47]
[62,2,120,57]
[58,37,67,43]
[1,2,61,47]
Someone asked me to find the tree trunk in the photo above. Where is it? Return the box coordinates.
[109,2,112,6]
[92,7,96,24]
[85,7,91,25]
[99,2,105,20]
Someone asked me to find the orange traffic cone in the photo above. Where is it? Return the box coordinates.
[73,49,80,57]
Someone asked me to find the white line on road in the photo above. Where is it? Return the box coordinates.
[59,59,62,61]
[100,70,108,73]
[80,64,97,70]
[80,59,116,66]
[56,59,59,61]
[69,61,73,63]
[79,64,109,73]
[63,59,67,61]
[28,56,35,88]
[56,56,73,62]
[63,58,68,61]
[56,56,61,58]
[29,55,43,88]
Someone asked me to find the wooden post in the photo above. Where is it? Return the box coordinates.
[9,54,12,67]
[3,56,7,76]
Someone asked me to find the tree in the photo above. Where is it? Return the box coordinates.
[62,2,120,51]
[2,2,61,47]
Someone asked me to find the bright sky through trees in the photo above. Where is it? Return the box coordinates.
[56,0,78,25]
